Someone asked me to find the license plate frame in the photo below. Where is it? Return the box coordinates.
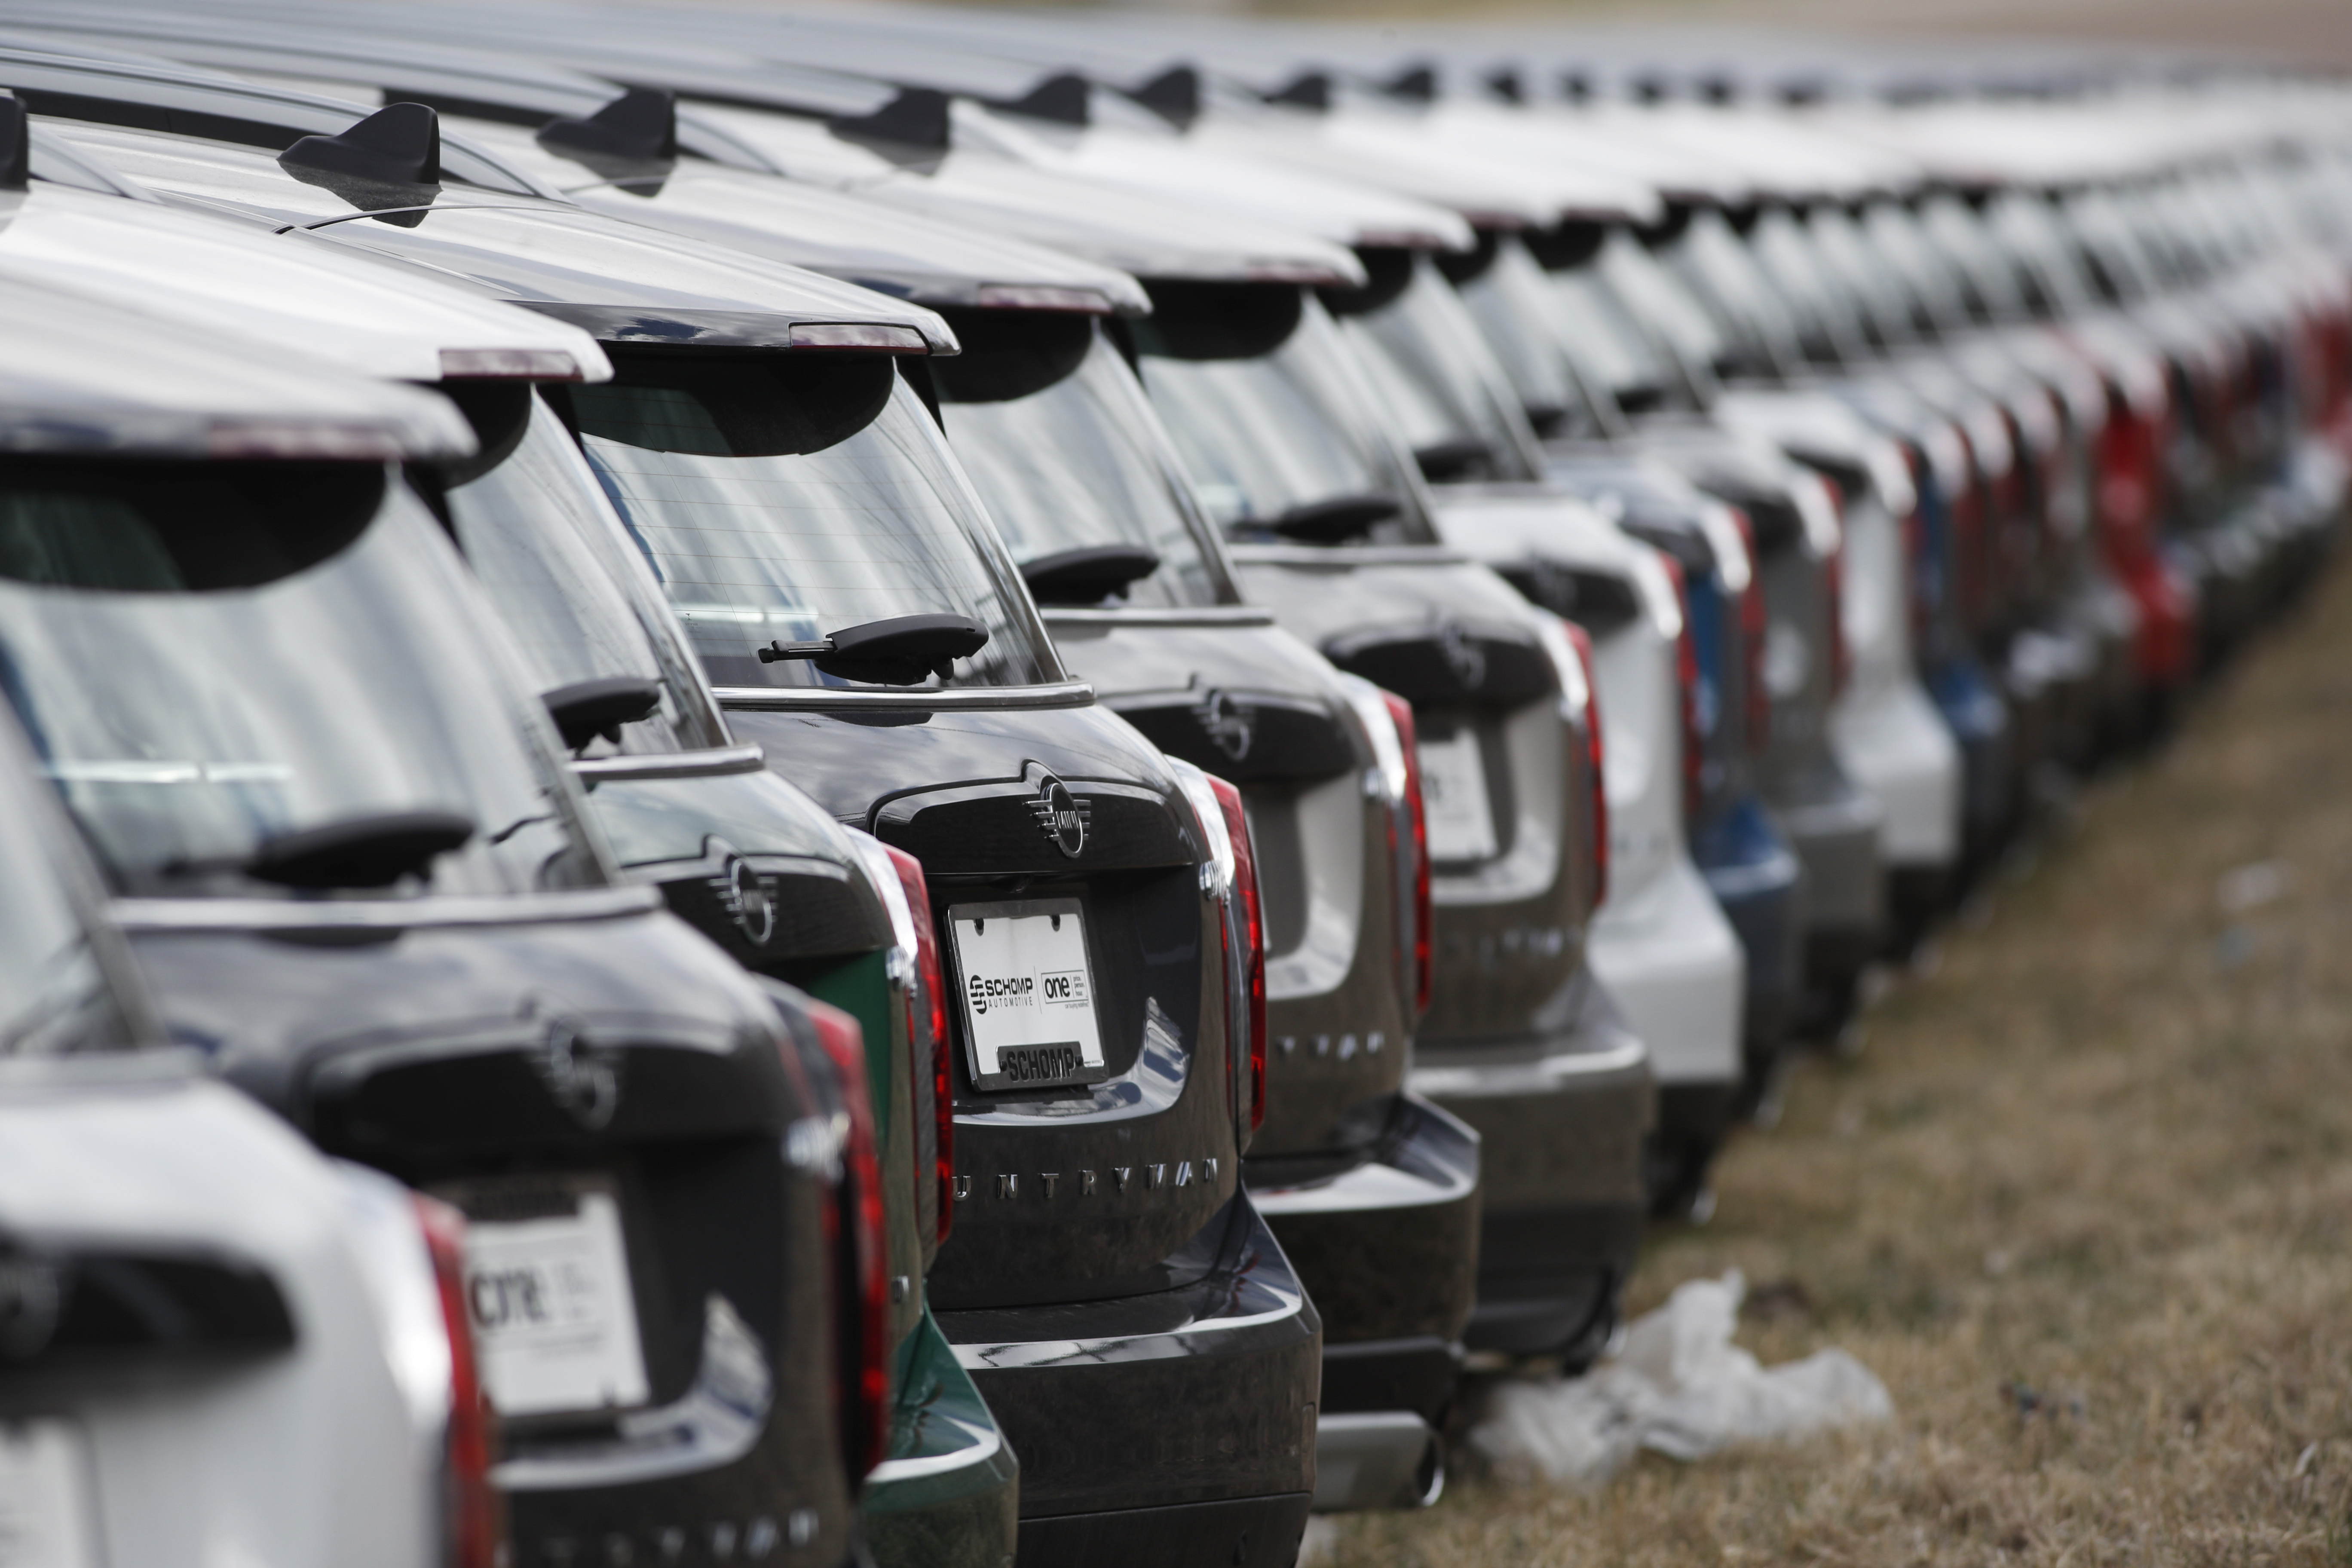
[1416,724,1499,863]
[0,1416,102,1568]
[944,897,1109,1092]
[435,1173,652,1421]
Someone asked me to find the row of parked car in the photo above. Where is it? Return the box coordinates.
[4,6,2345,1567]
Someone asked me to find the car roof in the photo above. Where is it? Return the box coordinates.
[0,47,963,352]
[6,155,612,383]
[0,269,475,459]
[2,14,1154,312]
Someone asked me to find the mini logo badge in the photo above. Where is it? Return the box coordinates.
[707,851,775,946]
[1193,688,1255,762]
[1028,775,1090,858]
[1437,622,1488,691]
[531,1017,620,1130]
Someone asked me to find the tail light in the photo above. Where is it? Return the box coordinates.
[1205,774,1269,1133]
[1659,553,1704,826]
[800,1000,890,1482]
[1731,509,1770,756]
[1565,624,1609,912]
[1380,691,1434,1020]
[881,844,953,1249]
[413,1196,501,1568]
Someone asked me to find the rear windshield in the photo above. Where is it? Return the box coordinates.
[1985,192,2100,318]
[1549,267,1675,408]
[443,391,731,757]
[1596,227,1729,398]
[930,312,1234,609]
[1131,282,1439,546]
[1323,250,1544,484]
[0,459,603,898]
[553,352,1060,691]
[1748,206,1871,365]
[0,746,134,1053]
[1805,206,1924,348]
[1918,196,2032,324]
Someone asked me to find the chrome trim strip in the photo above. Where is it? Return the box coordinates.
[864,1412,1007,1485]
[947,1283,1308,1370]
[570,744,766,782]
[111,884,662,934]
[1228,544,1471,569]
[1406,1037,1650,1099]
[1041,606,1275,629]
[713,680,1094,713]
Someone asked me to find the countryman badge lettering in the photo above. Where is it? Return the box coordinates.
[952,1160,1225,1203]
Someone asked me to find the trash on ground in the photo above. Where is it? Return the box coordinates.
[2217,858,2288,914]
[1467,1271,1894,1486]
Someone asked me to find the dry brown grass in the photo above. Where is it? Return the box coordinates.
[1318,557,2352,1566]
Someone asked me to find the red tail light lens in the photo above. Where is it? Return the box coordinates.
[882,844,953,1248]
[1659,553,1704,826]
[413,1195,502,1568]
[801,999,890,1482]
[1565,625,1608,913]
[1731,509,1770,757]
[1204,774,1268,1133]
[1379,691,1434,1020]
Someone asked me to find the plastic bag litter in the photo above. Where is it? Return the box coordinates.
[1467,1271,1893,1486]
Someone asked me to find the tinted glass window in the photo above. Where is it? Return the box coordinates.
[932,314,1231,608]
[0,459,602,898]
[1133,285,1439,545]
[445,394,729,756]
[0,741,135,1054]
[1327,251,1544,484]
[557,355,1059,690]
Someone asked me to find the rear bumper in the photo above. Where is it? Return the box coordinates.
[1922,653,2014,860]
[864,1309,1020,1568]
[1829,673,1962,870]
[937,1197,1320,1531]
[1013,1494,1313,1568]
[1692,794,1805,1060]
[1767,764,1884,952]
[1464,1202,1645,1360]
[1249,1096,1479,1516]
[1589,853,1746,1090]
[1249,1092,1482,1352]
[1410,976,1653,1360]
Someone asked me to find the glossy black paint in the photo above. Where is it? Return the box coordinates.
[1413,971,1652,1366]
[937,1200,1318,1519]
[1245,1093,1479,1387]
[126,908,858,1568]
[727,696,1320,1527]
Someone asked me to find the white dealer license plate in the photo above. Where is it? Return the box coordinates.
[1416,727,1498,862]
[0,1419,101,1568]
[947,897,1106,1091]
[458,1185,651,1418]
